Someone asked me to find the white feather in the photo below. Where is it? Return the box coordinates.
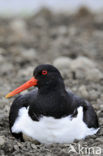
[12,106,99,144]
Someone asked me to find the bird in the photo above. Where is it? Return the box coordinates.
[5,64,99,144]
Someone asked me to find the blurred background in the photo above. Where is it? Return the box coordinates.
[0,0,103,16]
[0,0,103,155]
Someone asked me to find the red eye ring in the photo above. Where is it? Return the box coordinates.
[42,70,48,75]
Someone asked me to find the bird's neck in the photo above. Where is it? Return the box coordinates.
[38,81,65,95]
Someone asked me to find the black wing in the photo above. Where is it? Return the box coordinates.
[67,89,99,129]
[9,89,38,141]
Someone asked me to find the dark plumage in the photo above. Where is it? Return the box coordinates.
[8,64,99,143]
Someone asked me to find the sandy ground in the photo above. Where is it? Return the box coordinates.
[0,8,103,155]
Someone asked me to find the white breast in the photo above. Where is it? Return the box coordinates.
[11,106,99,144]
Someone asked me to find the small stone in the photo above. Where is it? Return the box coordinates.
[71,56,96,70]
[95,138,103,143]
[0,98,8,109]
[74,70,85,79]
[100,104,103,110]
[21,49,37,61]
[17,66,34,77]
[53,56,72,70]
[88,90,98,100]
[0,136,5,146]
[4,105,10,113]
[0,55,5,64]
[17,142,23,148]
[79,85,88,98]
[94,104,100,110]
[58,26,67,35]
[13,145,19,150]
[10,19,27,34]
[0,48,6,54]
[0,63,14,75]
[68,27,77,36]
[100,94,103,101]
[87,68,103,81]
[31,144,37,149]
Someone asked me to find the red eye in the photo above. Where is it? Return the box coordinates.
[42,70,48,75]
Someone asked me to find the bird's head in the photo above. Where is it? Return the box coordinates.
[5,64,64,98]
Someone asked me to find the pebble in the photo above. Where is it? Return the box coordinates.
[21,49,37,61]
[88,90,98,100]
[58,26,67,35]
[0,63,14,75]
[71,56,96,70]
[95,138,103,143]
[10,19,27,34]
[79,85,88,98]
[100,104,103,110]
[4,105,10,113]
[0,48,6,55]
[17,66,34,77]
[0,99,8,109]
[14,145,19,151]
[100,94,103,101]
[86,68,103,81]
[74,70,85,79]
[17,142,23,148]
[31,144,37,149]
[0,55,5,64]
[53,56,72,70]
[0,136,5,146]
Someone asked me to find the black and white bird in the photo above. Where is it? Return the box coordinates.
[6,64,99,144]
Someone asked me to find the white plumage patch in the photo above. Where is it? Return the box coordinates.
[11,106,99,144]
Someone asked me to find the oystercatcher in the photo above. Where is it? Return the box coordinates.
[6,64,99,144]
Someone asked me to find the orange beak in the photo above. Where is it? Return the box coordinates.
[5,77,38,98]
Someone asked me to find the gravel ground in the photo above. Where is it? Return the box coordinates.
[0,8,103,156]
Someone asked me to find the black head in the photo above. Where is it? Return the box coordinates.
[33,64,65,91]
[6,64,65,98]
